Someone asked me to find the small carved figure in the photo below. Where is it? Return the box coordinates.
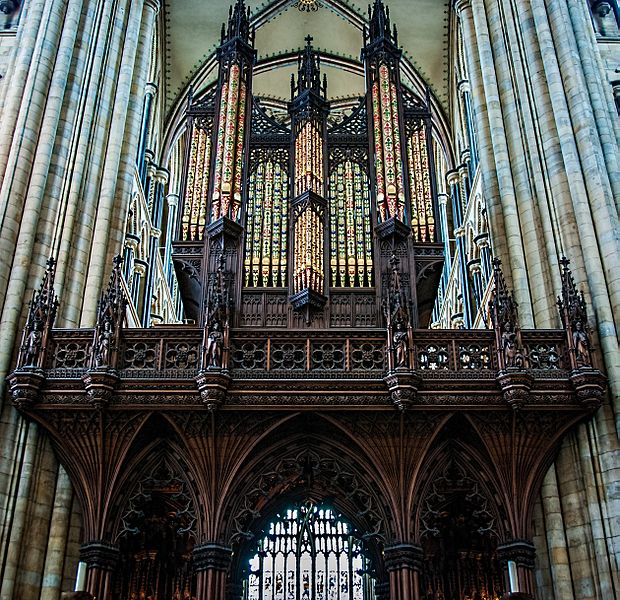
[24,323,43,366]
[501,321,518,368]
[500,321,525,369]
[206,320,223,368]
[95,318,113,367]
[393,320,408,368]
[572,320,591,367]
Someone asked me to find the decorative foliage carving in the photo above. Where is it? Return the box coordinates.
[229,448,387,546]
[17,257,58,369]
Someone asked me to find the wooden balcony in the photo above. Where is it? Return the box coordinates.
[12,325,602,411]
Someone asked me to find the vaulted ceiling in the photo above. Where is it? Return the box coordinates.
[163,0,451,113]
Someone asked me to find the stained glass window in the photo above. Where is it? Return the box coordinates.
[245,503,374,600]
[244,150,290,287]
[328,160,373,287]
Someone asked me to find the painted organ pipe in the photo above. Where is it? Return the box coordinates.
[289,36,328,306]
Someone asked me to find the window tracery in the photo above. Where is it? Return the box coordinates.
[245,502,374,600]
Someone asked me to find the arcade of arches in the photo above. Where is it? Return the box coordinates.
[0,1,618,600]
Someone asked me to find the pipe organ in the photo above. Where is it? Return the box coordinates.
[173,0,443,327]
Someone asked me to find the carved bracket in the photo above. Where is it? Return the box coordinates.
[570,369,606,410]
[82,370,120,409]
[7,368,46,410]
[384,371,422,411]
[496,370,533,410]
[195,370,231,411]
[192,543,232,572]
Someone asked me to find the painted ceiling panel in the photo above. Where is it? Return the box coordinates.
[164,0,449,109]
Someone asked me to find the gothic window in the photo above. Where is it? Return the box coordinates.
[245,502,375,600]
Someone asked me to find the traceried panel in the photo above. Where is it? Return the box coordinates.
[245,503,373,600]
[328,155,373,288]
[181,121,213,241]
[244,149,290,287]
[406,122,435,242]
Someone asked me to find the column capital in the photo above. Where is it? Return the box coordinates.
[154,167,170,185]
[79,541,120,571]
[166,192,180,208]
[192,542,232,572]
[144,0,161,14]
[496,539,536,569]
[446,169,460,187]
[457,78,471,94]
[437,192,449,206]
[145,82,158,97]
[383,543,423,571]
[453,0,472,15]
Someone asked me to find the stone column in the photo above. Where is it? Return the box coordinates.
[384,543,423,600]
[137,82,159,184]
[437,192,451,290]
[81,0,161,326]
[40,467,74,600]
[192,543,232,600]
[164,192,180,288]
[79,541,120,600]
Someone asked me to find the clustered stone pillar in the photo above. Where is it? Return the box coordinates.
[192,542,232,600]
[384,543,423,600]
[453,0,620,596]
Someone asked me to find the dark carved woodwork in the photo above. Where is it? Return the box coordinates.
[6,4,607,600]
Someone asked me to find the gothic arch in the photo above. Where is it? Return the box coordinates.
[219,415,396,580]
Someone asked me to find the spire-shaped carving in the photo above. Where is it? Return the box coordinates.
[557,256,592,368]
[91,256,127,370]
[490,259,525,370]
[366,0,397,46]
[221,0,252,46]
[203,256,232,370]
[291,35,327,99]
[17,257,58,369]
[383,254,411,370]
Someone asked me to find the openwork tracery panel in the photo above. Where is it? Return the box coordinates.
[182,120,213,241]
[328,158,373,288]
[244,149,290,287]
[406,123,435,242]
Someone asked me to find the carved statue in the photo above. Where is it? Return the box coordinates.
[94,318,113,367]
[491,259,526,370]
[501,321,524,369]
[206,320,224,368]
[18,257,58,369]
[23,322,43,366]
[90,256,127,370]
[393,320,408,368]
[557,257,593,369]
[572,320,591,367]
